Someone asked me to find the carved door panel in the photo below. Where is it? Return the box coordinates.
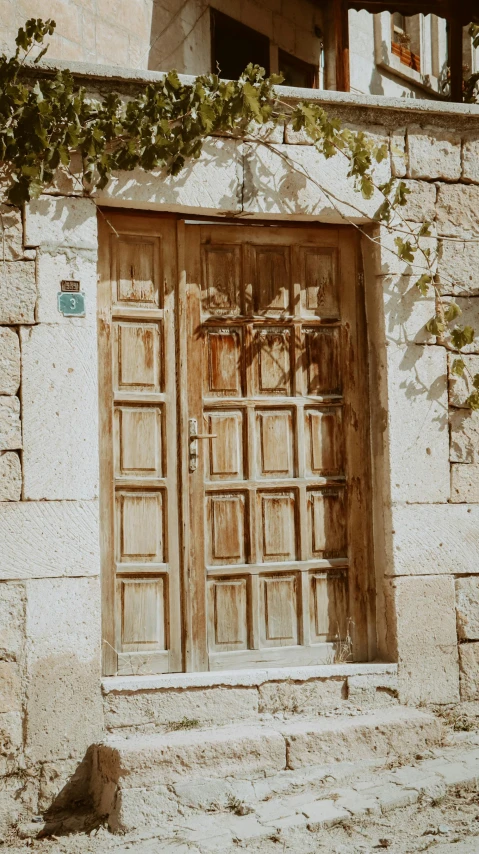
[99,214,182,676]
[184,224,372,672]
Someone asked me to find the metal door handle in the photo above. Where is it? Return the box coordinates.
[188,419,216,472]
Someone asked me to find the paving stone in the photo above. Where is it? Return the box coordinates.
[302,798,351,829]
[261,813,307,831]
[334,791,381,817]
[366,783,418,812]
[223,814,268,840]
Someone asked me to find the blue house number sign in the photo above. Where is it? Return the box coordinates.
[58,280,86,316]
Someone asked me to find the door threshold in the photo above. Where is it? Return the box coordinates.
[102,662,397,694]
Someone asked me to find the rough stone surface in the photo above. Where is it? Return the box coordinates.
[104,686,259,731]
[399,179,436,223]
[0,205,24,260]
[446,297,479,354]
[0,500,100,580]
[0,452,21,501]
[21,325,99,500]
[109,787,178,832]
[36,249,98,325]
[381,275,435,345]
[24,196,98,249]
[451,464,479,503]
[0,396,21,450]
[450,409,479,462]
[96,138,242,214]
[0,712,23,770]
[0,261,36,324]
[0,328,19,394]
[391,128,407,177]
[302,798,350,829]
[389,503,479,576]
[386,344,449,503]
[96,724,286,789]
[436,184,479,237]
[258,679,346,714]
[0,662,21,714]
[448,354,479,408]
[407,126,461,181]
[374,224,437,276]
[25,577,103,763]
[0,582,24,662]
[385,575,459,704]
[437,240,479,296]
[347,674,398,705]
[283,707,442,769]
[463,135,479,184]
[456,577,479,641]
[459,643,479,700]
[242,142,390,222]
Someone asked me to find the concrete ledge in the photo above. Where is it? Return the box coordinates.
[102,663,397,694]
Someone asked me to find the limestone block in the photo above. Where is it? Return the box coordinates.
[450,409,479,462]
[244,120,284,143]
[283,707,443,768]
[389,503,479,576]
[459,642,479,700]
[0,662,21,713]
[385,575,459,704]
[104,686,258,731]
[399,180,436,223]
[347,673,398,705]
[463,135,479,184]
[407,126,461,181]
[0,397,21,451]
[391,128,407,178]
[96,724,286,787]
[386,344,449,503]
[95,138,242,214]
[0,205,23,260]
[25,577,103,763]
[0,787,22,838]
[24,197,97,250]
[0,261,36,324]
[436,185,479,237]
[242,142,390,223]
[456,577,479,640]
[20,325,99,500]
[0,500,100,580]
[381,275,435,345]
[0,328,19,394]
[0,582,24,661]
[109,787,178,832]
[451,464,479,503]
[0,712,22,759]
[36,249,97,325]
[446,297,479,354]
[258,679,345,714]
[437,240,479,296]
[374,224,437,277]
[0,452,21,501]
[448,354,479,408]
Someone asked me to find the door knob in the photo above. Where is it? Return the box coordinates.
[188,418,217,472]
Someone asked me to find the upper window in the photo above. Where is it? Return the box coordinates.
[211,10,270,78]
[279,50,318,89]
[391,13,421,72]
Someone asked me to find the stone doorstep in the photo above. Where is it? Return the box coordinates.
[92,740,479,845]
[92,705,443,832]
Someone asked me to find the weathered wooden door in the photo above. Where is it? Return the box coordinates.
[183,223,372,672]
[98,214,182,676]
[99,214,372,675]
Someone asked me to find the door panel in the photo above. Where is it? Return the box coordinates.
[185,224,372,671]
[98,215,181,676]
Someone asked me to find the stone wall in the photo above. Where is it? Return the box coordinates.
[1,68,479,830]
[0,197,103,834]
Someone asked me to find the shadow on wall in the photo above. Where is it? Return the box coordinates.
[147,0,210,73]
[36,748,101,839]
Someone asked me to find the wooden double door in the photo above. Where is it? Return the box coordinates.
[99,213,373,676]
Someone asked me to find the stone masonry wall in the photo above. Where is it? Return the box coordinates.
[0,196,103,835]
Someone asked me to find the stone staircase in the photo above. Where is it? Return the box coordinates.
[91,705,444,835]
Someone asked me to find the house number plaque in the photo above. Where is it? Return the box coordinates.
[58,280,85,316]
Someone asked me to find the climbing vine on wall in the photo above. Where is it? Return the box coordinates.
[1,19,479,406]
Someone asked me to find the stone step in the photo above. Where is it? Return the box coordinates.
[91,705,443,832]
[102,664,399,732]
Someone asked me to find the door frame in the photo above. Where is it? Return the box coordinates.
[98,210,376,676]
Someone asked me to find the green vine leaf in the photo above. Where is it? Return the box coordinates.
[451,326,475,350]
[444,302,462,322]
[425,316,445,336]
[451,358,465,377]
[415,273,432,295]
